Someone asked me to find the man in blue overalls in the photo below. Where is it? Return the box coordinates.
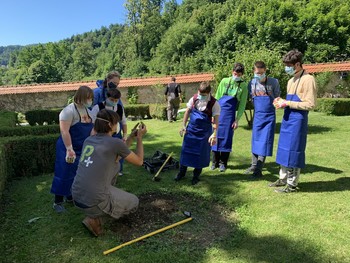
[211,63,248,172]
[271,50,317,193]
[245,61,280,179]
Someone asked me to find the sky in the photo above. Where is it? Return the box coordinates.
[0,0,128,46]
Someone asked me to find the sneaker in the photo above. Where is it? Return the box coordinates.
[275,185,298,193]
[219,164,226,172]
[210,164,217,170]
[191,177,200,185]
[249,170,263,180]
[174,173,185,181]
[65,196,74,204]
[53,203,67,213]
[268,179,287,187]
[82,217,102,237]
[118,172,123,176]
[244,166,256,175]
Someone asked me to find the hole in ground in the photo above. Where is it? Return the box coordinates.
[109,192,237,248]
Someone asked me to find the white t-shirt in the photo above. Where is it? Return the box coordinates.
[186,94,221,116]
[91,103,127,125]
[59,103,92,126]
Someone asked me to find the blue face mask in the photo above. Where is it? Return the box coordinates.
[285,66,295,75]
[198,94,207,101]
[254,73,266,82]
[232,75,241,82]
[106,98,118,107]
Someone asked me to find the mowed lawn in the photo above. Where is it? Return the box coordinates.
[1,110,349,263]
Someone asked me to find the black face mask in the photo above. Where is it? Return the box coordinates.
[108,82,117,90]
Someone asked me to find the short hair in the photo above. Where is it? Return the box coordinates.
[94,109,120,134]
[171,77,176,82]
[254,61,266,69]
[73,86,93,105]
[233,63,245,74]
[103,71,121,88]
[198,81,211,94]
[283,49,303,65]
[107,88,121,99]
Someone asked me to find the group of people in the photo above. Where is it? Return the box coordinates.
[175,49,317,194]
[50,49,316,237]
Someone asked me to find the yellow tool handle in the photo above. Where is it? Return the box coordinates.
[103,217,192,255]
[153,152,173,178]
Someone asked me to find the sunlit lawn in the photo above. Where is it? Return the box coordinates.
[1,110,350,263]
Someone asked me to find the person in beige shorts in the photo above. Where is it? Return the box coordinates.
[72,109,146,236]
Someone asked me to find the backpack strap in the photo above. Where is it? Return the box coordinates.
[116,104,124,120]
[98,102,105,111]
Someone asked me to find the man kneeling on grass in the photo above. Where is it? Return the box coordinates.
[72,109,146,236]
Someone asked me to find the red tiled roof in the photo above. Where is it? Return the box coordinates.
[1,62,350,95]
[304,62,350,73]
[0,73,214,95]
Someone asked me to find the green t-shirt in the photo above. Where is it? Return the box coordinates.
[215,77,248,121]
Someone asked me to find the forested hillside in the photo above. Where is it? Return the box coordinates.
[0,0,349,87]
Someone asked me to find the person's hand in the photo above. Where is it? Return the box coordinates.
[232,121,239,130]
[136,122,147,139]
[122,134,128,142]
[274,97,290,109]
[179,126,186,137]
[208,132,217,146]
[65,146,76,163]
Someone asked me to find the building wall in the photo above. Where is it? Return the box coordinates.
[0,82,206,112]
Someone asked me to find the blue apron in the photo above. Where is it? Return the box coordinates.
[276,72,308,168]
[180,109,212,168]
[51,107,93,196]
[251,82,276,156]
[211,95,237,152]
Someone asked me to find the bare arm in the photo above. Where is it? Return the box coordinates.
[60,120,73,148]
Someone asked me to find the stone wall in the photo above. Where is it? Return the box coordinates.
[0,82,210,112]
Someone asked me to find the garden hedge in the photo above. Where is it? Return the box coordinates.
[315,98,350,116]
[25,109,61,126]
[0,124,60,137]
[3,134,58,179]
[0,110,18,128]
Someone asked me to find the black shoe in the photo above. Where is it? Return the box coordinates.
[249,170,263,180]
[275,185,298,193]
[174,173,185,181]
[191,177,200,185]
[244,166,256,175]
[268,179,287,187]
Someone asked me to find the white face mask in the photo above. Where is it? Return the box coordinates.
[115,123,121,134]
[84,100,92,108]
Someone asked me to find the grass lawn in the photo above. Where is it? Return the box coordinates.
[1,110,350,263]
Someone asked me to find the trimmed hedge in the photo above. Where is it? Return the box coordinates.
[0,124,60,137]
[0,110,18,128]
[315,98,350,116]
[3,134,58,178]
[0,144,8,195]
[124,104,151,119]
[26,109,61,126]
[149,104,167,120]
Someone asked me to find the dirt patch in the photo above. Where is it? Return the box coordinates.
[109,192,237,248]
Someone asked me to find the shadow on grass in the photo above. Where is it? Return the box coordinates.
[242,123,333,135]
[275,122,334,134]
[300,177,350,193]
